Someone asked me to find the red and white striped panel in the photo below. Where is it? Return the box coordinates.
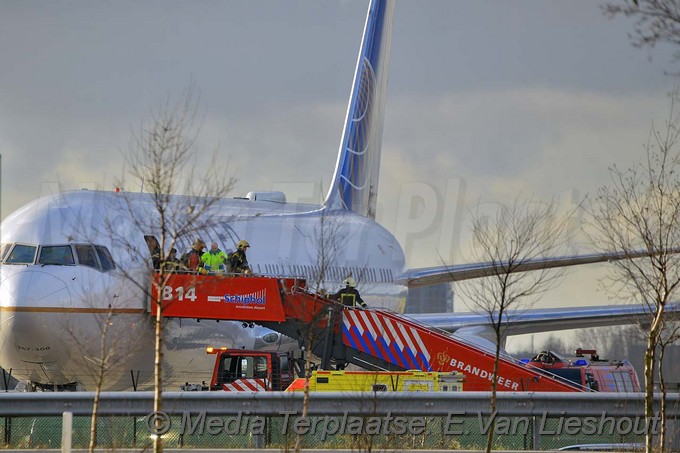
[222,378,268,392]
[343,310,431,363]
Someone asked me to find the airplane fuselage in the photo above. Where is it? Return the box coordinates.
[0,190,407,390]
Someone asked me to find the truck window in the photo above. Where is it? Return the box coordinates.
[279,355,290,373]
[612,371,635,392]
[228,356,257,379]
[241,358,252,377]
[231,356,268,379]
[218,356,240,383]
[254,356,267,379]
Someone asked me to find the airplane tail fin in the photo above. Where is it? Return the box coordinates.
[324,0,394,219]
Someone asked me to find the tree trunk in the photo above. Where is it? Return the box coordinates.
[658,344,667,452]
[154,289,164,453]
[644,331,657,453]
[88,311,112,453]
[485,328,501,453]
[89,376,101,452]
[294,324,316,453]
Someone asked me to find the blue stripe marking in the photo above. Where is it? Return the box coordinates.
[403,347,419,369]
[413,351,429,371]
[343,319,422,371]
[378,337,400,367]
[365,330,386,362]
[416,352,432,371]
[342,324,360,351]
[350,326,374,356]
[391,342,411,369]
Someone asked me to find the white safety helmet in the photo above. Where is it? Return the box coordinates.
[343,276,356,288]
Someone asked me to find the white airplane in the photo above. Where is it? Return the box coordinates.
[0,0,669,391]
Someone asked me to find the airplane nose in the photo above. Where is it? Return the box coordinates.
[0,269,73,367]
[0,269,72,309]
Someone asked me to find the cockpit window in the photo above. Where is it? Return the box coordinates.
[95,246,115,271]
[39,245,75,265]
[1,242,115,271]
[5,244,37,264]
[0,243,10,261]
[75,245,98,269]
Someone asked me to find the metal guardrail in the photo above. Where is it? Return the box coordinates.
[0,391,678,417]
[1,391,679,451]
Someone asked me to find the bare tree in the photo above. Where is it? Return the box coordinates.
[590,98,680,453]
[603,0,680,63]
[112,88,236,452]
[64,292,140,453]
[456,197,575,453]
[70,308,122,452]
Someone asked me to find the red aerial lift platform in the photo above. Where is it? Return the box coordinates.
[155,273,582,392]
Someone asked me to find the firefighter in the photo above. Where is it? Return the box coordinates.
[145,236,161,270]
[201,242,228,273]
[228,240,251,274]
[331,277,366,308]
[180,238,206,272]
[164,247,180,272]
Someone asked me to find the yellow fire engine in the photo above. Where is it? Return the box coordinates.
[286,369,464,392]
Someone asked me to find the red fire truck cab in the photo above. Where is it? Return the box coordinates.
[527,349,640,392]
[205,348,297,391]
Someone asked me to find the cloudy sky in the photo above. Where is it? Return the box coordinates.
[1,1,677,323]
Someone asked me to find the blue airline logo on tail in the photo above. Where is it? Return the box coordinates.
[326,0,394,219]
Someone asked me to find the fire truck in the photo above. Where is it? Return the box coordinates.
[181,347,464,392]
[181,348,297,391]
[526,348,641,392]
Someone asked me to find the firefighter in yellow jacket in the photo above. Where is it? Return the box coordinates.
[201,242,228,273]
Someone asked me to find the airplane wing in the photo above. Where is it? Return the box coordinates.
[396,250,659,288]
[409,302,680,336]
[400,250,680,339]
